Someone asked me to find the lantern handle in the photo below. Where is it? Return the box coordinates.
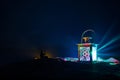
[81,29,95,43]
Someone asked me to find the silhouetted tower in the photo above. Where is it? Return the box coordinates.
[40,49,46,59]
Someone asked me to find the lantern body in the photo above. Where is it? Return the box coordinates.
[77,43,97,62]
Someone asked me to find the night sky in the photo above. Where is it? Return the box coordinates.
[1,0,120,65]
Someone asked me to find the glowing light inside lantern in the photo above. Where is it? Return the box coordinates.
[92,46,97,61]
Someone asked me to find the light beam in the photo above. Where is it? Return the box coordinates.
[98,25,113,45]
[98,35,120,52]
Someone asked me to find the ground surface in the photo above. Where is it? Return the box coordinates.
[0,58,120,80]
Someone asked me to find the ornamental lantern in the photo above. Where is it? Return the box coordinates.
[77,29,98,62]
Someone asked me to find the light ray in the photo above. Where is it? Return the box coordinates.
[102,44,120,52]
[98,20,117,49]
[98,35,120,51]
[99,24,114,46]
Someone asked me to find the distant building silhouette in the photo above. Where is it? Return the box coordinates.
[40,49,48,59]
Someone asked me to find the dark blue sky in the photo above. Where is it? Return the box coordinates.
[1,0,120,65]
